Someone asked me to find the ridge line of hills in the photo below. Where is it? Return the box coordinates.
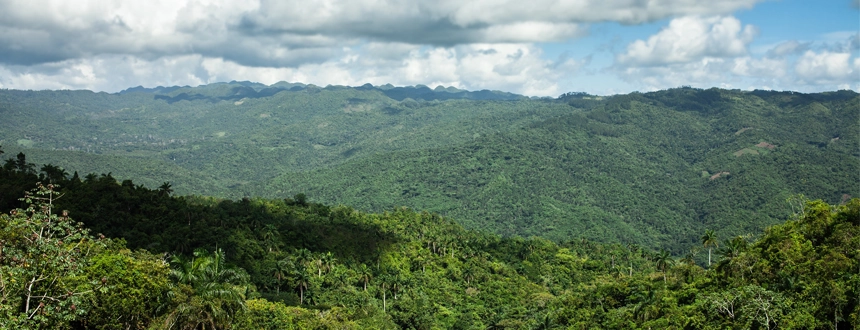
[118,80,531,102]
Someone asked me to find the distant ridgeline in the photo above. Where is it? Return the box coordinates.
[118,80,528,102]
[0,83,857,254]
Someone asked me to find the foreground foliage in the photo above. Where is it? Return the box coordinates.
[0,184,98,328]
[0,153,857,328]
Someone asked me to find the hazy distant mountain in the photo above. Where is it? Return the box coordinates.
[119,81,526,101]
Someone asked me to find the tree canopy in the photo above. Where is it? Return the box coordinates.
[0,153,857,328]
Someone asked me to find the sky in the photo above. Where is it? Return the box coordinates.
[0,0,857,96]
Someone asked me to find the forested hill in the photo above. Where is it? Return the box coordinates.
[1,84,857,253]
[0,81,567,198]
[270,88,860,252]
[0,154,858,328]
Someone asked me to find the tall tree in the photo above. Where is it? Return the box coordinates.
[162,248,250,329]
[292,268,310,305]
[702,229,718,267]
[157,182,173,197]
[358,264,372,291]
[654,249,674,282]
[261,224,279,253]
[38,164,67,184]
[273,258,292,295]
[322,252,336,275]
[14,152,35,174]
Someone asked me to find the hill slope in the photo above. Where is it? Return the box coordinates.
[268,88,860,251]
[0,82,568,197]
[1,85,857,252]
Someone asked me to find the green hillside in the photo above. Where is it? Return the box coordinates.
[1,85,857,254]
[0,83,571,197]
[269,88,860,252]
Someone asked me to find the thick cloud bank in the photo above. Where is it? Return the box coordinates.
[0,0,856,95]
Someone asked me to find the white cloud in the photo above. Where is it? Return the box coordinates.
[614,49,859,93]
[795,50,858,84]
[615,58,731,91]
[0,44,585,96]
[0,55,213,91]
[730,57,787,78]
[444,0,761,26]
[0,0,765,67]
[608,15,860,93]
[617,16,757,66]
[479,22,586,43]
[614,56,793,92]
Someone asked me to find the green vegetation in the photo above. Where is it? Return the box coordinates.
[0,84,857,327]
[0,82,562,198]
[1,85,856,254]
[270,88,859,252]
[0,149,858,328]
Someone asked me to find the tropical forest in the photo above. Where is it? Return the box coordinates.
[0,83,858,329]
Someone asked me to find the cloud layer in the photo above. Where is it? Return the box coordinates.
[617,16,757,66]
[0,0,856,95]
[613,15,859,93]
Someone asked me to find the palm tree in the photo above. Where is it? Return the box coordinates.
[716,236,748,278]
[534,313,558,330]
[632,289,658,322]
[292,268,311,305]
[654,249,675,283]
[625,243,636,276]
[261,224,279,253]
[322,252,337,275]
[390,274,404,300]
[701,229,718,267]
[158,181,173,197]
[718,236,747,260]
[294,248,312,267]
[380,281,388,313]
[325,264,349,287]
[273,258,293,295]
[164,248,250,329]
[414,250,430,273]
[462,267,476,286]
[358,264,373,291]
[377,273,396,313]
[39,164,68,183]
[314,255,324,278]
[720,236,747,258]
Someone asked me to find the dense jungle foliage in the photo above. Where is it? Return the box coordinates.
[0,149,858,329]
[2,84,856,254]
